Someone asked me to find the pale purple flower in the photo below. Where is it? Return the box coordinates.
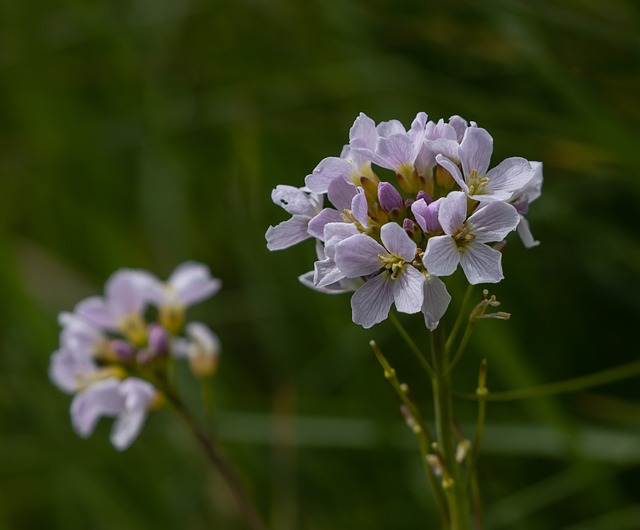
[334,222,424,328]
[436,127,534,202]
[49,347,99,394]
[75,269,153,343]
[266,185,323,250]
[59,311,106,357]
[71,376,156,451]
[423,191,519,284]
[143,262,221,310]
[411,197,443,233]
[510,161,543,248]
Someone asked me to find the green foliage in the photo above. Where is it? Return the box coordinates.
[1,0,640,528]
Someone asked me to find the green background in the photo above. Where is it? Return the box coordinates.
[1,0,640,528]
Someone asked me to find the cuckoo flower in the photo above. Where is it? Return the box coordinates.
[76,269,153,345]
[71,376,157,451]
[265,185,323,250]
[143,261,221,332]
[436,127,534,202]
[423,191,519,284]
[334,222,424,328]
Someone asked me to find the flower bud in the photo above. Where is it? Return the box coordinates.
[110,340,136,362]
[148,324,169,357]
[377,182,403,213]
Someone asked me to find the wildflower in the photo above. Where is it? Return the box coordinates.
[423,191,520,284]
[265,185,323,250]
[510,161,543,248]
[334,222,424,328]
[436,127,534,202]
[143,262,221,332]
[71,376,157,451]
[50,261,222,450]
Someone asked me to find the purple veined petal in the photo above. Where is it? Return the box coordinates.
[324,222,359,260]
[467,202,520,243]
[349,113,378,151]
[422,274,452,331]
[307,208,343,240]
[266,215,312,250]
[314,258,345,288]
[435,155,467,192]
[327,177,357,211]
[375,133,420,172]
[485,157,535,194]
[305,157,352,193]
[460,127,493,177]
[427,138,460,162]
[392,265,424,314]
[423,235,461,277]
[110,378,156,450]
[517,215,540,248]
[75,296,117,329]
[414,141,436,177]
[424,198,444,233]
[350,273,395,329]
[426,119,458,141]
[299,270,358,295]
[351,188,369,227]
[380,222,417,262]
[271,185,321,216]
[334,233,386,278]
[71,378,124,438]
[49,348,98,394]
[377,119,406,138]
[459,242,503,284]
[468,188,513,203]
[448,115,468,142]
[409,112,428,141]
[437,191,467,235]
[168,262,222,306]
[411,199,429,232]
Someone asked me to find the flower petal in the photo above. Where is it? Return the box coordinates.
[459,242,503,284]
[169,262,221,306]
[71,378,124,438]
[436,155,467,193]
[305,157,352,193]
[266,215,312,250]
[460,127,493,177]
[437,191,467,235]
[349,113,378,150]
[423,236,460,277]
[517,215,540,248]
[350,273,395,329]
[467,202,519,243]
[110,378,156,450]
[307,208,343,240]
[422,275,451,331]
[380,222,416,262]
[486,157,535,194]
[393,266,424,314]
[334,234,386,278]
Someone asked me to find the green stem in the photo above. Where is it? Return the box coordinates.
[431,325,471,530]
[469,360,487,530]
[446,318,476,375]
[389,312,434,379]
[445,285,474,352]
[455,359,640,402]
[370,341,449,529]
[162,385,267,530]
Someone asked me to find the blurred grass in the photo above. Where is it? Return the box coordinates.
[1,0,640,528]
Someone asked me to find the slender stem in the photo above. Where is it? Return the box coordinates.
[469,360,487,530]
[431,325,471,530]
[163,387,267,530]
[454,359,640,402]
[389,311,435,379]
[445,285,474,352]
[370,341,449,529]
[446,319,476,375]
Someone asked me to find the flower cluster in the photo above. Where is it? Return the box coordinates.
[49,262,221,450]
[266,112,542,329]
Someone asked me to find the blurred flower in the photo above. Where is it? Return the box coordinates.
[49,261,222,450]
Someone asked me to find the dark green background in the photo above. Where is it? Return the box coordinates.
[1,0,640,528]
